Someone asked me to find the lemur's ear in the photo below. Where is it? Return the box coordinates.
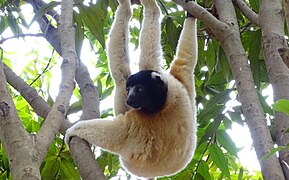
[151,72,167,86]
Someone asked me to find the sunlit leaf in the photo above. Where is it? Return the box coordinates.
[77,0,108,48]
[273,99,289,116]
[29,1,60,27]
[209,144,230,178]
[60,159,80,178]
[216,130,238,157]
[197,160,211,179]
[218,46,232,82]
[41,158,60,180]
[198,115,222,145]
[261,144,289,161]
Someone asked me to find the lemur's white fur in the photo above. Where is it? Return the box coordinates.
[65,0,198,178]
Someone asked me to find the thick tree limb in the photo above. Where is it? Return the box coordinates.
[173,0,284,179]
[3,64,71,134]
[0,61,40,178]
[24,0,105,178]
[36,0,77,162]
[171,0,225,39]
[69,63,106,180]
[232,0,259,26]
[259,0,289,179]
[215,0,284,179]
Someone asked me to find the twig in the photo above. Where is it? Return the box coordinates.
[29,49,55,86]
[157,0,169,16]
[0,33,44,44]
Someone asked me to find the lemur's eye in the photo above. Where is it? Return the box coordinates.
[137,87,143,92]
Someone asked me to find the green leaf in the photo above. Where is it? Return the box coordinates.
[198,115,222,145]
[261,144,289,161]
[218,46,232,82]
[1,148,9,170]
[77,0,108,48]
[216,130,238,157]
[67,100,82,115]
[174,170,192,180]
[101,86,114,100]
[165,17,181,54]
[29,1,61,27]
[41,158,60,180]
[197,160,211,180]
[0,16,7,34]
[206,41,216,74]
[205,71,227,86]
[73,12,84,57]
[198,89,232,125]
[209,144,230,178]
[273,99,289,116]
[227,111,243,125]
[238,167,244,180]
[249,0,259,12]
[7,11,22,34]
[60,159,80,178]
[247,30,261,89]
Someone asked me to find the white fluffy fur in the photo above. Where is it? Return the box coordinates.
[65,0,198,178]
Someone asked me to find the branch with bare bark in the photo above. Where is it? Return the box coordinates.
[35,0,77,163]
[0,61,40,178]
[259,0,289,179]
[23,0,105,178]
[173,0,284,179]
[69,62,105,180]
[3,64,71,134]
[232,0,259,26]
[0,33,45,44]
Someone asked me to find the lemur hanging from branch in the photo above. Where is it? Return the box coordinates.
[66,0,198,178]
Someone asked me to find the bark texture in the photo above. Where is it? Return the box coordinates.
[172,0,285,179]
[259,0,289,179]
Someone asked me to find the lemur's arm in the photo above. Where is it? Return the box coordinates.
[170,16,197,102]
[65,116,129,153]
[138,0,162,72]
[107,0,132,115]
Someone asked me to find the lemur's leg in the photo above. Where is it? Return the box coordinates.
[138,0,162,72]
[170,15,197,102]
[107,0,132,115]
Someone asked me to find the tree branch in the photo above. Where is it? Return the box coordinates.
[0,60,40,178]
[36,0,77,162]
[259,0,289,179]
[3,64,71,135]
[24,0,105,178]
[172,0,225,38]
[214,0,284,179]
[0,33,45,44]
[69,62,106,180]
[173,0,285,179]
[232,0,259,26]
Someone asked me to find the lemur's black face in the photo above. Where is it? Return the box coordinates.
[126,70,168,114]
